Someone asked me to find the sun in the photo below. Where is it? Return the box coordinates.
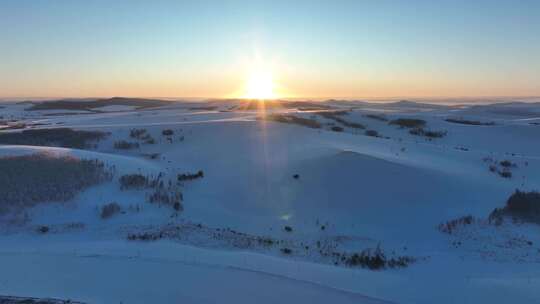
[243,70,276,100]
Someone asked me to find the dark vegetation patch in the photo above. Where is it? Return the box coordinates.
[177,170,204,182]
[489,190,540,224]
[0,296,86,304]
[331,126,344,132]
[0,123,27,130]
[142,153,160,160]
[263,114,321,129]
[0,154,113,214]
[364,114,388,122]
[189,106,218,111]
[37,225,50,234]
[438,215,476,234]
[129,128,155,144]
[389,118,426,128]
[409,128,447,138]
[100,202,121,219]
[147,189,183,211]
[114,140,140,150]
[364,129,379,137]
[119,173,185,212]
[162,129,174,136]
[126,222,415,270]
[26,97,172,111]
[0,128,108,149]
[317,111,366,129]
[343,246,415,270]
[119,174,150,190]
[281,247,292,254]
[499,160,516,168]
[445,118,495,126]
[129,128,147,139]
[284,225,293,232]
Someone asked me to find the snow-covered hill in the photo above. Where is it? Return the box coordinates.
[1,99,540,303]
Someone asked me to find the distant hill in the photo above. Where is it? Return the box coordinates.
[26,97,174,111]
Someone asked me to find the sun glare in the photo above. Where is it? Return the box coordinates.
[243,71,276,100]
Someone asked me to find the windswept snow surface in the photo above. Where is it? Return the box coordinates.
[1,99,540,303]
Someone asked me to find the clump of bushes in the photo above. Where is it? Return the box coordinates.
[438,215,476,234]
[445,118,495,126]
[331,126,344,132]
[284,225,293,232]
[177,170,204,182]
[0,153,113,214]
[100,202,121,219]
[489,190,540,224]
[389,118,426,129]
[0,128,107,149]
[114,140,140,150]
[264,114,322,129]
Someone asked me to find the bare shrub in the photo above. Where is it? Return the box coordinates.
[100,202,121,219]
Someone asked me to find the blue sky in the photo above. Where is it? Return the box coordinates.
[0,0,539,98]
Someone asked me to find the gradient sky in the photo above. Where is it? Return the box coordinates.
[1,0,539,99]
